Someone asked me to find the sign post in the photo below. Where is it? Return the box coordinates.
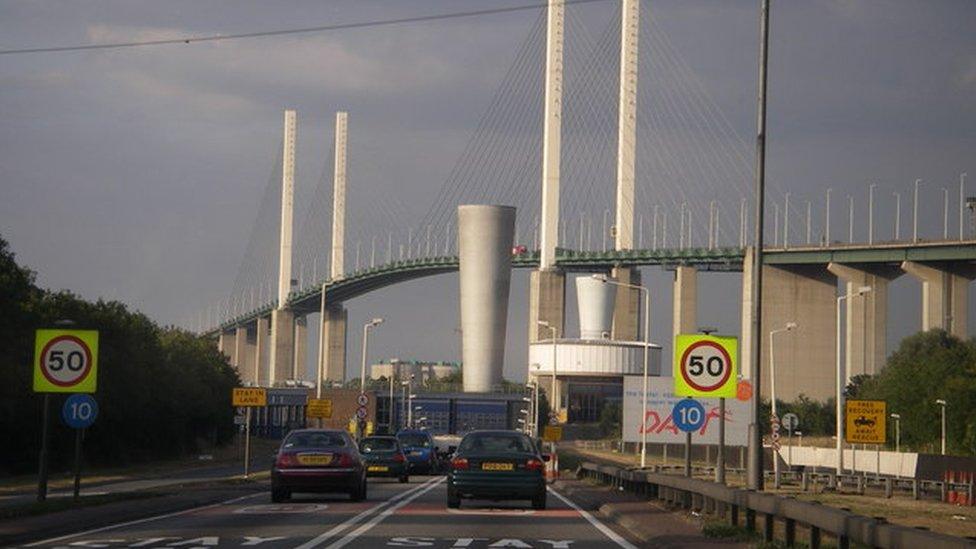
[33,329,99,502]
[62,394,98,501]
[782,413,799,469]
[232,388,267,478]
[674,334,737,482]
[672,398,706,478]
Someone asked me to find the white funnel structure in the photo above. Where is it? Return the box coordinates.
[458,205,516,392]
[576,276,616,340]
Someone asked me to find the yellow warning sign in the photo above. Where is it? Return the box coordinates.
[307,398,333,419]
[845,399,886,444]
[542,425,563,442]
[232,387,267,407]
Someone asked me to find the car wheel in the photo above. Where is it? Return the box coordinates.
[399,474,409,483]
[531,490,547,510]
[350,478,367,502]
[447,487,461,509]
[271,487,289,503]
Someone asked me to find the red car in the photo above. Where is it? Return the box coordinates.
[271,429,367,502]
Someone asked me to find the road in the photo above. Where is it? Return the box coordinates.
[23,476,643,549]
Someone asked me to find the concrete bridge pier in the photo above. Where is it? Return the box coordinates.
[255,315,269,385]
[319,304,348,384]
[827,263,900,378]
[901,261,974,338]
[672,266,697,336]
[741,248,838,401]
[233,324,257,384]
[528,269,565,412]
[217,330,235,362]
[293,316,307,381]
[611,266,641,340]
[270,309,295,384]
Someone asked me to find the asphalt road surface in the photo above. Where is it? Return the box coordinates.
[22,476,644,549]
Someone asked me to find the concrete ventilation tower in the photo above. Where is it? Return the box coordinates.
[576,276,616,340]
[458,205,516,392]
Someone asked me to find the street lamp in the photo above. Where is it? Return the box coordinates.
[890,413,901,453]
[536,320,559,425]
[769,321,797,487]
[359,318,384,391]
[936,399,947,455]
[836,286,872,475]
[592,273,651,468]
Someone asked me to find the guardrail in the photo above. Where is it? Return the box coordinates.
[577,461,975,549]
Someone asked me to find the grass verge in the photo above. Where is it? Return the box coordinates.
[0,492,162,521]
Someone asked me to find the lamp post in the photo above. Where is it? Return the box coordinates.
[536,320,559,424]
[769,321,797,487]
[936,399,947,455]
[592,273,650,468]
[890,413,901,453]
[868,183,876,244]
[359,318,384,391]
[893,192,901,240]
[388,360,400,432]
[913,179,921,243]
[836,286,872,475]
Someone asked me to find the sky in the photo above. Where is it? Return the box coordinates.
[1,0,974,383]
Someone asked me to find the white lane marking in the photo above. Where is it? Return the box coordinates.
[23,493,263,547]
[445,508,535,516]
[292,477,442,549]
[234,503,329,514]
[547,487,638,549]
[322,478,445,549]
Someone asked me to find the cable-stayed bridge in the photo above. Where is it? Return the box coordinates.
[200,0,974,406]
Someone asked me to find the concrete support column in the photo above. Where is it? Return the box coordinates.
[741,248,838,400]
[233,326,249,382]
[269,309,295,385]
[611,266,642,341]
[528,270,566,343]
[320,305,348,384]
[673,266,698,336]
[293,316,307,381]
[255,316,269,385]
[240,323,257,385]
[901,261,974,338]
[826,263,900,378]
[218,330,234,359]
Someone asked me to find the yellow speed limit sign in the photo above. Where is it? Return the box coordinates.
[33,329,99,393]
[673,334,737,398]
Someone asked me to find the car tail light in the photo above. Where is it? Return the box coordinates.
[275,453,297,468]
[393,453,406,463]
[336,453,355,467]
[525,459,544,471]
[450,457,469,470]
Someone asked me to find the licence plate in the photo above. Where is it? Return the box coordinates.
[368,465,389,472]
[481,462,513,471]
[298,454,333,465]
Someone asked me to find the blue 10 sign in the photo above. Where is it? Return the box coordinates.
[671,398,706,433]
[62,394,98,429]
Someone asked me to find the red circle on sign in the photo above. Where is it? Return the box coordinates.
[737,380,753,401]
[679,340,733,393]
[40,335,93,387]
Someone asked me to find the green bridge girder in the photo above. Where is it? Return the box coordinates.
[211,240,976,334]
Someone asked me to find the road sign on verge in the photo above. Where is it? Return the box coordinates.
[542,425,562,442]
[356,406,368,420]
[671,398,706,433]
[307,398,333,419]
[673,334,737,398]
[845,399,886,444]
[357,393,369,407]
[232,388,267,407]
[782,413,799,432]
[62,394,98,429]
[34,329,99,393]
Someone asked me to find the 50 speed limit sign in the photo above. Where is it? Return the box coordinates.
[33,329,99,393]
[673,334,737,398]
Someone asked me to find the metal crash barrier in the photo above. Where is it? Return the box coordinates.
[576,461,975,549]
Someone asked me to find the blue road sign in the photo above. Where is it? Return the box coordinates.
[62,394,98,429]
[671,398,705,433]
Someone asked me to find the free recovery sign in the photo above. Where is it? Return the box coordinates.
[33,329,99,393]
[845,399,886,444]
[673,334,737,398]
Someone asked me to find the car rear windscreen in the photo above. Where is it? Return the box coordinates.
[283,432,347,449]
[458,433,533,454]
[360,438,398,453]
[398,434,431,448]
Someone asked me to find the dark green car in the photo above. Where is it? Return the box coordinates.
[359,436,409,483]
[447,430,548,510]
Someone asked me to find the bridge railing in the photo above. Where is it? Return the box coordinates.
[575,461,975,549]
